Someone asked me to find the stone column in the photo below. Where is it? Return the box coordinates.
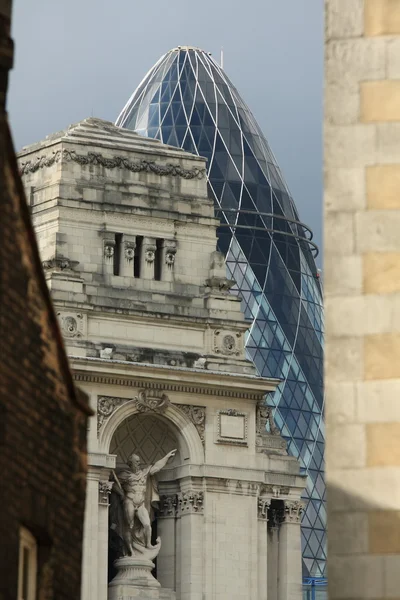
[257,497,270,600]
[120,235,136,277]
[157,494,177,590]
[97,479,113,600]
[177,490,204,600]
[325,2,400,600]
[278,501,303,600]
[141,236,156,279]
[161,239,177,283]
[81,468,101,600]
[103,238,115,276]
[267,508,279,600]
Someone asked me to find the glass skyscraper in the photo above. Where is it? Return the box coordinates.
[116,46,325,579]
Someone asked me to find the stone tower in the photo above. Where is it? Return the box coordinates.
[19,117,305,600]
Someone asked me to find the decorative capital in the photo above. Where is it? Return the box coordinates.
[159,494,178,518]
[258,497,271,520]
[99,480,113,505]
[177,491,204,516]
[282,500,304,524]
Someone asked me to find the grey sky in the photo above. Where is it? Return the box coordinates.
[8,0,324,257]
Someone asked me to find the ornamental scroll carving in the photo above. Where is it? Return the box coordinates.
[97,390,170,433]
[20,149,206,180]
[97,394,205,442]
[98,481,113,505]
[258,498,271,520]
[176,405,206,447]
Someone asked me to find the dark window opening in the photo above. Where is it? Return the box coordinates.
[154,239,163,281]
[113,234,123,276]
[134,236,143,278]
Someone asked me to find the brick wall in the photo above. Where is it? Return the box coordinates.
[0,118,91,599]
[325,0,400,598]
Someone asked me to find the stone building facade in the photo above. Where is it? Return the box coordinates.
[325,1,400,599]
[0,58,90,600]
[19,117,306,600]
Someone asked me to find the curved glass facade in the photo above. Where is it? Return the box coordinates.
[116,46,325,578]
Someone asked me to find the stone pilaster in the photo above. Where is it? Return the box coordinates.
[103,238,115,276]
[177,491,204,600]
[278,501,303,600]
[161,239,177,282]
[157,494,178,590]
[120,235,136,277]
[257,497,270,600]
[141,236,156,279]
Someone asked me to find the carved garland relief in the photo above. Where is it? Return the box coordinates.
[19,149,206,180]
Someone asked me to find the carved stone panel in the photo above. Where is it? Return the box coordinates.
[213,330,242,356]
[56,311,86,339]
[216,409,248,446]
[176,404,205,447]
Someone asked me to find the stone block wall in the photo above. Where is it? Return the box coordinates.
[0,122,90,599]
[325,0,400,598]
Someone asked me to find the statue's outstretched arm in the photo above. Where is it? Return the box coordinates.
[150,449,177,474]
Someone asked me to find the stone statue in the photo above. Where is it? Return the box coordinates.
[110,449,176,557]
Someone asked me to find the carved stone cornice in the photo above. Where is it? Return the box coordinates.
[282,500,304,524]
[158,494,178,518]
[177,491,204,516]
[98,480,113,505]
[177,405,205,447]
[258,497,271,520]
[74,372,266,402]
[19,148,206,180]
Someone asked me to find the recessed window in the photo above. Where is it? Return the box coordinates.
[154,238,163,281]
[18,528,37,600]
[134,236,143,278]
[113,233,123,276]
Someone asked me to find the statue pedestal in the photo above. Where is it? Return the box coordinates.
[108,557,175,600]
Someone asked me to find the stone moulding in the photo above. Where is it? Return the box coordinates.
[73,372,265,402]
[19,148,206,180]
[216,408,248,446]
[96,394,206,446]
